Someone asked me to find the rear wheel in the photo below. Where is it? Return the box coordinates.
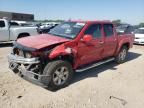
[43,60,73,91]
[115,46,128,64]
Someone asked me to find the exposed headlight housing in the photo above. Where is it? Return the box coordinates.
[25,52,32,58]
[65,47,72,54]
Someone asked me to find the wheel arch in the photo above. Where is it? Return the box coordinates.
[17,32,30,39]
[122,42,130,50]
[116,42,130,56]
[52,54,75,66]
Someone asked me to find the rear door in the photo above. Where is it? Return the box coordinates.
[77,23,104,66]
[102,24,117,58]
[0,20,9,41]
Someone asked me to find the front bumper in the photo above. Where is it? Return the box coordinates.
[8,54,49,88]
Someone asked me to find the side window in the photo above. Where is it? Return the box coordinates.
[104,24,114,37]
[85,24,102,38]
[0,21,5,27]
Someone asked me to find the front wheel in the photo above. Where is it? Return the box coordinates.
[43,60,73,91]
[115,46,128,64]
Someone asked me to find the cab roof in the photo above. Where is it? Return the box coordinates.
[67,20,112,24]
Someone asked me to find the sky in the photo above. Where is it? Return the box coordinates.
[0,0,144,25]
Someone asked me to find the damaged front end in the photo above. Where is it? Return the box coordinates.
[8,42,51,87]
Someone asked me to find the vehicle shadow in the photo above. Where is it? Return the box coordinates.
[0,43,13,48]
[72,52,141,84]
[134,44,144,46]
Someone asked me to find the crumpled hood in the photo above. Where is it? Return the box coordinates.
[17,34,70,49]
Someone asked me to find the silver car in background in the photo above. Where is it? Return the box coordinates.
[0,18,38,43]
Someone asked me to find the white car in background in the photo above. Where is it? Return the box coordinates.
[134,28,144,44]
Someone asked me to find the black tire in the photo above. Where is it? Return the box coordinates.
[43,60,73,91]
[115,46,128,64]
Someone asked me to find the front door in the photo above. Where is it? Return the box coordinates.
[77,24,104,67]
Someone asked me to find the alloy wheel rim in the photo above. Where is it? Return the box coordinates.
[53,66,69,86]
[119,49,127,61]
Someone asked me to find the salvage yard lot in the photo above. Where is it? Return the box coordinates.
[0,44,144,108]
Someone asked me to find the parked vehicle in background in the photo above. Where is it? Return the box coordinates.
[39,22,60,29]
[8,20,134,91]
[134,28,144,44]
[38,23,59,34]
[10,21,35,27]
[0,18,38,42]
[116,24,135,34]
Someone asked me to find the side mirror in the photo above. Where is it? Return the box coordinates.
[82,34,93,42]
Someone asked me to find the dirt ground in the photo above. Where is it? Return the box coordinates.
[0,44,144,108]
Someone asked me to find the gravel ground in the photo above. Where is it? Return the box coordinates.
[0,44,144,108]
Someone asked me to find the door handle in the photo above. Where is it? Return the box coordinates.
[99,41,104,44]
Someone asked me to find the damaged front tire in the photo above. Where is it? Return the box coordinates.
[43,60,73,91]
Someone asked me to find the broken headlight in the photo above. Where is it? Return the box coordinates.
[25,52,32,58]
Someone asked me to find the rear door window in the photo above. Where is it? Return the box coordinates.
[104,24,114,37]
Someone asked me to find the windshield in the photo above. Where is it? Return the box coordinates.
[134,29,144,34]
[48,22,85,39]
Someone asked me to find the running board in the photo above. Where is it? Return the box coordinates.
[76,58,115,72]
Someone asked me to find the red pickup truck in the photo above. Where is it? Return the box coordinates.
[8,21,134,90]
